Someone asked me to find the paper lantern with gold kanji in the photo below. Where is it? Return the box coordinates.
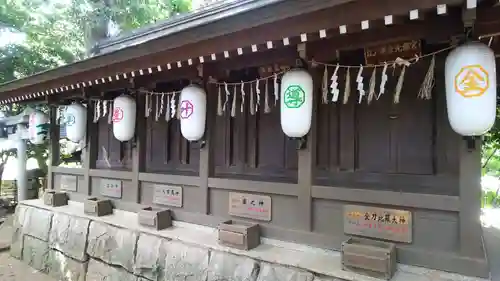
[445,42,497,136]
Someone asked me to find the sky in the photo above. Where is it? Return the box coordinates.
[0,29,25,48]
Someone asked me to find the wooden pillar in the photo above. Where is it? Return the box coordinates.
[132,92,146,203]
[296,43,316,231]
[199,65,214,214]
[47,106,60,191]
[82,100,98,196]
[459,137,483,258]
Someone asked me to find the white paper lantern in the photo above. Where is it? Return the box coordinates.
[28,110,49,145]
[65,103,87,143]
[445,42,497,136]
[280,69,313,138]
[112,95,136,142]
[179,85,207,141]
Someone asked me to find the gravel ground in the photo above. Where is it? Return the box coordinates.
[0,252,55,281]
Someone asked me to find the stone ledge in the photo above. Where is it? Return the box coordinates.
[10,205,30,259]
[87,221,138,272]
[49,212,90,262]
[24,207,53,241]
[87,258,148,281]
[19,199,490,281]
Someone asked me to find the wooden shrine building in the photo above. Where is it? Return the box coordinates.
[1,0,500,279]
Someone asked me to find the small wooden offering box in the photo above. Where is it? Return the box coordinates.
[341,237,397,280]
[138,207,172,230]
[218,220,260,250]
[43,190,68,207]
[84,197,113,217]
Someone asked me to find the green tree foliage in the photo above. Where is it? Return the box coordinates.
[0,0,191,179]
[482,105,500,177]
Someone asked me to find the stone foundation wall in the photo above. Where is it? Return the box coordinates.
[11,205,341,281]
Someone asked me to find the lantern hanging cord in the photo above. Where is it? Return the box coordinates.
[209,70,287,86]
[311,45,456,68]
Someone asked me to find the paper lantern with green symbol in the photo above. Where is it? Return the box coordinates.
[280,69,313,138]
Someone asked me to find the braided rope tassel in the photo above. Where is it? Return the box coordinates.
[217,86,223,116]
[240,82,246,113]
[107,102,113,124]
[231,84,237,117]
[367,67,377,105]
[322,66,328,104]
[264,78,271,113]
[255,79,261,113]
[343,68,351,104]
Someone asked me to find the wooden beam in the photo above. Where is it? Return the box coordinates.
[458,138,484,258]
[88,169,133,180]
[198,65,214,214]
[131,92,146,204]
[47,106,60,191]
[138,173,199,186]
[82,101,98,196]
[52,167,85,175]
[208,178,299,196]
[312,186,459,211]
[296,43,316,231]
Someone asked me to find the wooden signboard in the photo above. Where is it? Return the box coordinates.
[258,64,291,77]
[229,192,272,221]
[153,184,183,207]
[364,39,421,65]
[344,205,412,243]
[99,179,122,199]
[60,175,77,192]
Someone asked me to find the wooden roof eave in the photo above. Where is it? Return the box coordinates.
[0,0,463,103]
[0,0,356,96]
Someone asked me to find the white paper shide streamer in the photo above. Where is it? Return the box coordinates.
[356,66,365,104]
[170,93,177,119]
[330,64,340,102]
[378,63,389,100]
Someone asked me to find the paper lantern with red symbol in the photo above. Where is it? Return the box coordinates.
[112,95,136,142]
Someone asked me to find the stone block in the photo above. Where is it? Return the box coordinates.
[47,249,88,281]
[49,212,90,261]
[86,258,141,281]
[313,277,343,281]
[24,207,53,241]
[162,241,210,281]
[10,205,30,259]
[207,251,259,281]
[256,263,314,281]
[22,235,50,273]
[134,233,168,280]
[87,221,137,272]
